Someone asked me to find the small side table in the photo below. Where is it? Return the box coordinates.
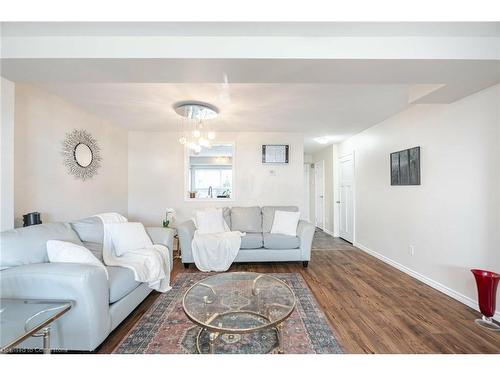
[173,230,181,260]
[164,226,181,260]
[0,299,73,354]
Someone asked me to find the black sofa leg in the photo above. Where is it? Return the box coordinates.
[183,263,189,269]
[302,261,309,268]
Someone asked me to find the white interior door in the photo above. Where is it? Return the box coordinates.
[314,160,325,230]
[339,154,354,242]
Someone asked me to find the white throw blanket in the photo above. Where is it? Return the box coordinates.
[96,213,171,293]
[192,230,244,272]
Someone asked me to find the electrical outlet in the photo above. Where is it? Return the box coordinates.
[408,245,415,256]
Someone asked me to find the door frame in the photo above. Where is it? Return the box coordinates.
[338,152,355,243]
[314,160,326,231]
[303,163,311,222]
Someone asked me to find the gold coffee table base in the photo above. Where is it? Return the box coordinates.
[183,272,295,354]
[194,311,284,354]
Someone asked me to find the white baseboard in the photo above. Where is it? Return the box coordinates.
[354,241,500,322]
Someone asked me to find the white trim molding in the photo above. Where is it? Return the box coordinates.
[354,241,500,322]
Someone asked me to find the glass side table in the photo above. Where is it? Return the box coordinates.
[0,299,73,354]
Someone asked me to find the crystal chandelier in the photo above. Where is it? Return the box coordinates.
[174,101,218,153]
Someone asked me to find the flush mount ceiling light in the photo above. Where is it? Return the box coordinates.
[174,101,219,120]
[174,101,219,153]
[314,136,335,144]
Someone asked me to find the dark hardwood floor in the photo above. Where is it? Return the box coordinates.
[98,249,500,354]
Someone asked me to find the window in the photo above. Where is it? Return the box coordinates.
[191,167,232,198]
[185,144,234,200]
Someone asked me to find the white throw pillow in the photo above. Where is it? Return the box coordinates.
[46,240,108,279]
[270,210,301,236]
[107,222,153,256]
[195,208,227,234]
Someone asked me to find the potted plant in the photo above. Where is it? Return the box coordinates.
[162,208,176,228]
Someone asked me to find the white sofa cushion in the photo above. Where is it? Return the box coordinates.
[195,208,227,234]
[46,240,108,278]
[107,222,153,256]
[107,266,141,303]
[240,232,264,249]
[1,223,83,269]
[270,210,300,236]
[263,233,300,249]
[262,206,299,233]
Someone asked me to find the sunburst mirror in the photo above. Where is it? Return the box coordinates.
[62,129,102,180]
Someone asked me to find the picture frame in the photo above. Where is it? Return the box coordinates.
[390,146,420,185]
[262,145,289,164]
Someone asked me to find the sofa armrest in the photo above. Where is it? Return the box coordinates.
[146,227,175,269]
[177,220,196,263]
[0,263,110,351]
[297,220,315,261]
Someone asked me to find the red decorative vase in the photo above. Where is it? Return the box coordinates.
[471,269,500,331]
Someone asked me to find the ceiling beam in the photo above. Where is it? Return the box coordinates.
[2,36,499,60]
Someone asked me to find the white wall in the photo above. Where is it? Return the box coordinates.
[1,78,15,230]
[14,84,128,225]
[128,132,304,226]
[339,84,500,317]
[310,144,339,236]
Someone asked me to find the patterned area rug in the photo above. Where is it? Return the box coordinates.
[113,273,343,354]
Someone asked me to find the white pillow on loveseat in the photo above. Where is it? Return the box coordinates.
[195,208,228,234]
[270,210,301,236]
[107,222,153,256]
[46,240,108,278]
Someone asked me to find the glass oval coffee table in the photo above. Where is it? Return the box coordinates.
[182,272,296,354]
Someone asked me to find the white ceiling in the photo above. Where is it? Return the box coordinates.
[37,82,414,152]
[5,60,499,89]
[24,58,499,153]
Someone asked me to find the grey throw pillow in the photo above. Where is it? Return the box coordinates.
[70,216,104,261]
[222,207,231,228]
[230,206,262,232]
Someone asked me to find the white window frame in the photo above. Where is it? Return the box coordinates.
[184,142,236,202]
